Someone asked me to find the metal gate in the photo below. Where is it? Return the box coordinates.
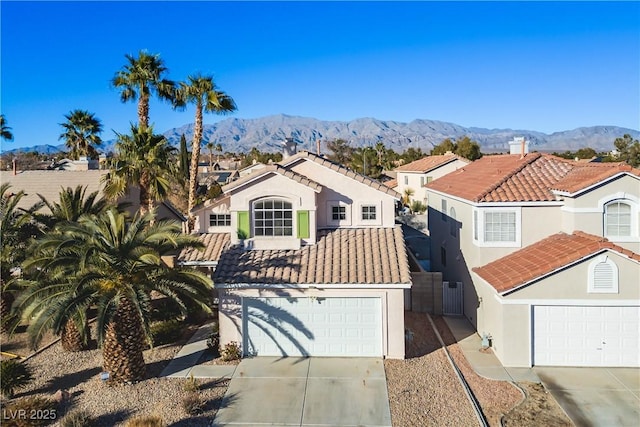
[442,281,463,315]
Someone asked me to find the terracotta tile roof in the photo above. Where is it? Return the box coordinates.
[384,178,398,188]
[281,151,402,199]
[473,231,640,294]
[426,153,638,202]
[178,233,230,265]
[213,226,411,286]
[395,154,467,172]
[222,164,323,193]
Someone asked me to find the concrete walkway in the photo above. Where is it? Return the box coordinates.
[213,357,391,427]
[159,322,236,379]
[443,316,540,383]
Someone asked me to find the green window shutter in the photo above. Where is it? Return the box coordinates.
[237,211,249,239]
[297,210,310,239]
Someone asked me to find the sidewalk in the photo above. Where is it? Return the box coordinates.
[443,316,539,383]
[159,322,237,379]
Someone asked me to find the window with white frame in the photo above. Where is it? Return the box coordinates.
[587,255,619,294]
[426,176,433,184]
[404,175,409,185]
[420,177,425,187]
[361,205,377,221]
[605,201,631,238]
[472,207,521,247]
[332,205,346,220]
[328,201,351,226]
[253,199,293,237]
[441,199,447,221]
[209,214,231,227]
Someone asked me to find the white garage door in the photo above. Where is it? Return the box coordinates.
[243,297,382,357]
[534,306,640,367]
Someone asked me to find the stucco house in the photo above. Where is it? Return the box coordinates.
[393,153,469,206]
[180,151,412,359]
[425,148,640,367]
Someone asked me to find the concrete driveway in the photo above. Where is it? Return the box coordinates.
[212,357,392,427]
[535,367,640,427]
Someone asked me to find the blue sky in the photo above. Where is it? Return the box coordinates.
[1,1,639,151]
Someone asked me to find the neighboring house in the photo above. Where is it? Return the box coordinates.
[181,151,411,359]
[238,161,267,177]
[394,153,469,206]
[0,169,186,227]
[425,149,640,368]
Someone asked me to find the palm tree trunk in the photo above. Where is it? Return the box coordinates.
[138,92,149,130]
[187,102,203,231]
[0,291,14,333]
[103,297,147,383]
[61,318,90,352]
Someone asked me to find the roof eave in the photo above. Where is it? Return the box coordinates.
[214,282,412,289]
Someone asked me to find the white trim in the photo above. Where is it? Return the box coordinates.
[494,294,640,306]
[358,201,382,226]
[178,261,218,267]
[604,198,638,242]
[425,188,564,207]
[551,172,640,197]
[216,282,413,289]
[327,200,352,226]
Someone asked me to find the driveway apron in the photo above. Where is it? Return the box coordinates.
[535,367,640,427]
[212,357,392,427]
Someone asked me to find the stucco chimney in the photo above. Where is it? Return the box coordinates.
[509,137,529,156]
[282,137,297,159]
[12,158,17,175]
[316,140,321,155]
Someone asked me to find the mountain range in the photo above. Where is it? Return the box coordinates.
[5,114,639,156]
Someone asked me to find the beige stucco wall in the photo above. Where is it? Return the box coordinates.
[474,252,640,367]
[218,287,406,359]
[288,158,398,228]
[193,198,232,234]
[560,174,640,253]
[396,159,468,206]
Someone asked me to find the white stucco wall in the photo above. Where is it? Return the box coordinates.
[395,159,468,206]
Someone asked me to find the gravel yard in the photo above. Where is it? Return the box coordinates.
[1,324,229,426]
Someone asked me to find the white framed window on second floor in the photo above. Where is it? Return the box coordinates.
[361,205,377,221]
[209,213,231,227]
[327,201,351,226]
[404,175,409,185]
[604,201,632,239]
[473,207,521,247]
[253,198,293,237]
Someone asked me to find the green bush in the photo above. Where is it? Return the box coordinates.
[181,392,204,415]
[124,415,164,427]
[410,200,427,214]
[150,320,183,346]
[183,373,199,393]
[1,360,34,399]
[220,341,242,361]
[60,410,92,427]
[1,396,57,427]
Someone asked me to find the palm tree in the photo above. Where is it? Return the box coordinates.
[215,143,223,163]
[18,209,213,382]
[102,125,176,218]
[402,188,415,206]
[26,186,111,350]
[1,114,14,141]
[0,184,39,332]
[112,51,176,129]
[175,74,236,229]
[206,141,215,171]
[59,110,103,160]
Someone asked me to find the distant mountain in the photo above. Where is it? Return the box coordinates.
[5,115,639,155]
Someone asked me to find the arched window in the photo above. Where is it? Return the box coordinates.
[605,201,631,238]
[253,199,293,237]
[588,255,619,294]
[449,207,457,237]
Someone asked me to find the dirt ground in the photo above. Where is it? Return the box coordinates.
[502,382,573,426]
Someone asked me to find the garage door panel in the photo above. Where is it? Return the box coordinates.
[244,297,382,357]
[534,306,639,367]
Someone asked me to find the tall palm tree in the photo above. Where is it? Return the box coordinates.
[102,125,176,218]
[112,51,176,130]
[215,143,223,163]
[206,141,215,171]
[59,110,103,160]
[175,74,236,229]
[1,114,14,141]
[18,209,212,382]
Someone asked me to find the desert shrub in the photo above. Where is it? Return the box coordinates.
[410,200,427,214]
[123,415,164,427]
[150,320,183,346]
[183,373,199,393]
[181,392,204,415]
[1,360,34,399]
[60,410,92,427]
[220,341,241,361]
[206,327,220,357]
[1,396,57,427]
